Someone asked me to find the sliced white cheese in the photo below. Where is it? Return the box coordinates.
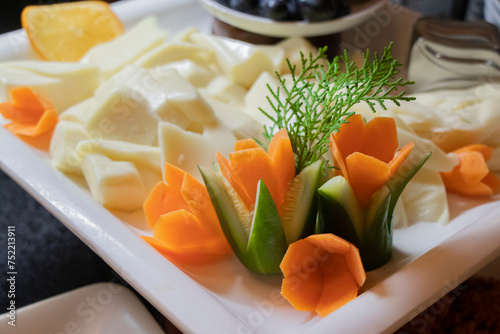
[153,59,215,88]
[59,97,98,124]
[50,121,90,174]
[277,37,318,74]
[201,94,264,141]
[81,153,148,211]
[404,84,500,152]
[85,85,159,146]
[75,139,161,172]
[396,128,458,173]
[134,41,215,71]
[402,168,450,225]
[159,121,236,180]
[147,68,216,128]
[189,32,284,88]
[94,65,215,131]
[199,75,247,108]
[244,71,278,127]
[0,62,99,111]
[80,16,168,80]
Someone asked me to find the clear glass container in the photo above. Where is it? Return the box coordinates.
[407,17,500,93]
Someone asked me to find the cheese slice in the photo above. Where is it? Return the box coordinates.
[85,85,159,146]
[134,41,214,71]
[76,139,161,171]
[50,121,89,174]
[80,16,168,79]
[402,168,449,225]
[81,153,148,211]
[153,60,215,88]
[159,121,236,180]
[189,32,284,88]
[59,98,98,124]
[0,61,99,111]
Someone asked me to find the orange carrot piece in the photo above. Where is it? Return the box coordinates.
[164,162,187,190]
[216,152,253,209]
[454,144,493,161]
[142,235,228,264]
[330,132,351,182]
[0,103,41,123]
[5,108,58,136]
[143,181,190,229]
[345,152,391,207]
[11,86,47,112]
[316,255,360,317]
[441,144,499,196]
[181,171,223,236]
[388,141,415,174]
[268,129,296,208]
[330,115,414,207]
[217,129,296,212]
[228,147,277,203]
[361,117,398,163]
[234,138,260,151]
[457,151,490,185]
[281,268,324,313]
[16,128,54,151]
[152,210,230,259]
[333,114,364,160]
[482,173,500,193]
[280,234,365,317]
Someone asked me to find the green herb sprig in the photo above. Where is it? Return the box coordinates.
[260,43,415,172]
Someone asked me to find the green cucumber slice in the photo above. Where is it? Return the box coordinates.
[281,160,324,244]
[362,152,432,270]
[317,175,364,245]
[246,180,287,274]
[200,166,286,274]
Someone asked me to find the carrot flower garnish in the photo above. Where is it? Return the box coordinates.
[142,163,231,264]
[280,233,366,317]
[329,114,414,207]
[0,86,58,137]
[319,113,430,270]
[440,144,500,196]
[216,128,296,212]
[200,129,323,274]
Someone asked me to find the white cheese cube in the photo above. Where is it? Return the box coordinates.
[81,153,147,211]
[85,85,159,146]
[189,33,284,88]
[50,121,91,174]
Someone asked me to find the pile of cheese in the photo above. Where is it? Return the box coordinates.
[0,17,317,212]
[2,16,500,226]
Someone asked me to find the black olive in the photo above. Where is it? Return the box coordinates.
[228,0,259,15]
[297,0,346,22]
[258,0,297,21]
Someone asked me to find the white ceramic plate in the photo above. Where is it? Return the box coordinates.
[197,0,389,37]
[1,1,500,333]
[0,283,165,334]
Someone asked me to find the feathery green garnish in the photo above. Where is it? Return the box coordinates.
[260,43,415,173]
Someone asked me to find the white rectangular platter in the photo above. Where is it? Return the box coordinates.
[1,0,499,333]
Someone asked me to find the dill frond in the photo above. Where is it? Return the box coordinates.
[260,42,415,172]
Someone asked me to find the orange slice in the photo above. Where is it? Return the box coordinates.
[21,1,124,62]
